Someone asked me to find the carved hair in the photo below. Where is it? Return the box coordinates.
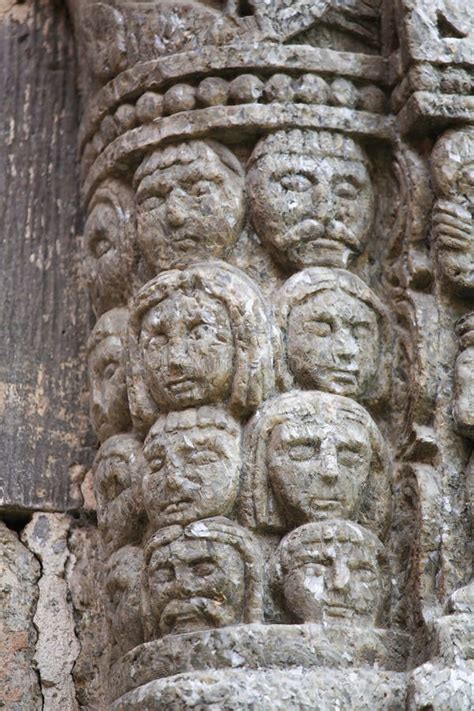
[142,516,263,638]
[248,128,371,168]
[456,312,474,350]
[135,139,244,187]
[87,307,129,355]
[146,405,241,439]
[431,126,474,198]
[274,267,391,406]
[127,261,275,432]
[240,390,391,538]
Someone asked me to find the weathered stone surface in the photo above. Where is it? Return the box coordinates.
[22,513,79,710]
[0,522,41,710]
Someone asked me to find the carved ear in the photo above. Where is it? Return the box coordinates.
[82,3,128,81]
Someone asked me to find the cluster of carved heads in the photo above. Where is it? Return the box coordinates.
[431,126,474,296]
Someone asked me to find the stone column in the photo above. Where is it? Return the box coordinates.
[66,2,473,708]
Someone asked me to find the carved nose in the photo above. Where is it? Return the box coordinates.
[166,193,187,227]
[165,467,186,492]
[167,341,187,369]
[329,560,350,592]
[333,329,358,361]
[319,441,339,483]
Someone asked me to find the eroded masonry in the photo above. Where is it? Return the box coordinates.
[46,0,474,707]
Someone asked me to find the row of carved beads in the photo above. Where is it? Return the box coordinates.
[84,129,378,314]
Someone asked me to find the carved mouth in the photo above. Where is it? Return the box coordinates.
[166,378,196,394]
[330,370,358,384]
[311,499,340,510]
[162,500,193,514]
[173,234,200,250]
[325,604,354,618]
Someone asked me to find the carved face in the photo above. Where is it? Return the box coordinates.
[143,422,241,527]
[454,345,474,435]
[105,546,144,660]
[139,292,234,411]
[287,289,380,397]
[268,414,372,525]
[136,142,244,271]
[248,151,373,269]
[85,183,136,314]
[146,538,245,635]
[89,331,131,442]
[433,162,474,294]
[94,440,144,552]
[281,524,383,625]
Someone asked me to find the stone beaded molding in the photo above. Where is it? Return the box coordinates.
[68,1,474,708]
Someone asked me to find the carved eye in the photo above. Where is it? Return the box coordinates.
[103,361,119,380]
[187,449,219,465]
[288,442,317,461]
[148,455,165,473]
[191,561,216,577]
[189,181,212,197]
[189,323,214,340]
[280,174,313,192]
[151,565,174,584]
[352,324,370,339]
[334,181,358,199]
[301,562,328,577]
[141,196,164,211]
[90,234,112,259]
[309,321,332,337]
[337,446,363,467]
[353,566,377,582]
[149,333,168,347]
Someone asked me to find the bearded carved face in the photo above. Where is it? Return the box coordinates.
[279,523,384,626]
[267,413,372,526]
[287,289,380,398]
[139,292,234,411]
[146,537,245,636]
[143,419,241,528]
[248,147,374,270]
[136,141,244,272]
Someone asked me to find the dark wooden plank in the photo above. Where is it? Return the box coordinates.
[0,1,93,513]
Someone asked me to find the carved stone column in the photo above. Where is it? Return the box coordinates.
[67,2,473,708]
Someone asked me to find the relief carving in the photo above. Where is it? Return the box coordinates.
[431,126,474,296]
[247,129,374,270]
[142,407,241,529]
[88,308,132,443]
[127,262,274,430]
[85,179,139,315]
[240,390,390,536]
[453,313,474,438]
[66,1,474,706]
[134,141,245,274]
[93,434,146,555]
[142,517,263,638]
[105,545,144,662]
[275,267,390,404]
[271,520,388,626]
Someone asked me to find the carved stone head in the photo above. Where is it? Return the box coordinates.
[88,308,132,443]
[431,127,474,296]
[127,262,274,431]
[453,312,474,439]
[272,520,387,626]
[105,545,144,662]
[275,267,390,404]
[240,391,390,537]
[135,140,245,273]
[93,434,146,554]
[85,178,139,315]
[142,517,262,638]
[142,407,241,528]
[247,129,374,270]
